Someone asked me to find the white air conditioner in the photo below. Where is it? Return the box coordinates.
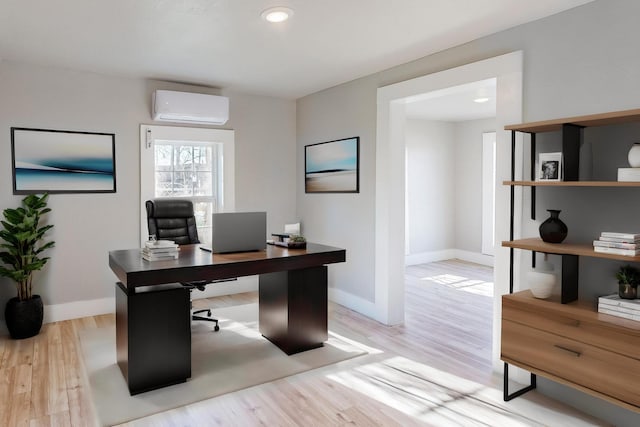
[152,90,229,125]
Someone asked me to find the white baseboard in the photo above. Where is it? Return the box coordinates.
[328,287,381,323]
[405,249,493,267]
[405,249,457,265]
[44,297,115,324]
[0,276,260,335]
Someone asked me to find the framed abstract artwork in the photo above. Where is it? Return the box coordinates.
[11,127,116,194]
[305,136,359,193]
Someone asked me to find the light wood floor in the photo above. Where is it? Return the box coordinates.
[0,260,605,426]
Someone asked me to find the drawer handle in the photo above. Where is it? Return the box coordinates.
[554,344,581,357]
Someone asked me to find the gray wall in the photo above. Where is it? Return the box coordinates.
[296,0,640,424]
[0,61,296,315]
[405,119,455,254]
[454,118,496,253]
[405,118,496,257]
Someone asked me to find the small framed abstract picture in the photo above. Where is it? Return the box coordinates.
[538,152,563,181]
[11,127,116,194]
[305,137,360,193]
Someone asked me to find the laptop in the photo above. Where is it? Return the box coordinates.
[211,212,267,253]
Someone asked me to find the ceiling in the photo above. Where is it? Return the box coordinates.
[0,0,594,100]
[405,78,497,122]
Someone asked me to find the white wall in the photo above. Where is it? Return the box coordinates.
[404,117,495,266]
[296,78,377,302]
[297,0,640,424]
[454,118,496,253]
[0,61,297,325]
[405,120,455,254]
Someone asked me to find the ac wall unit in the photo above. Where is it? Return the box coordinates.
[152,90,229,125]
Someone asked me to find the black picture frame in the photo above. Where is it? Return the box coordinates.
[11,127,116,194]
[305,137,360,193]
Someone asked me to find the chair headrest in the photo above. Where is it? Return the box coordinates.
[146,199,194,218]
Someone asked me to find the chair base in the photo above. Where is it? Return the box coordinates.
[193,309,220,332]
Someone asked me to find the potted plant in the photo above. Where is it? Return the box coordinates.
[616,264,639,300]
[287,235,307,248]
[0,194,55,339]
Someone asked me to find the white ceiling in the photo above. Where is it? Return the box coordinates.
[405,78,497,122]
[0,0,594,99]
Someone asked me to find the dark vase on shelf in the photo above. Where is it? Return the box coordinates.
[539,209,568,243]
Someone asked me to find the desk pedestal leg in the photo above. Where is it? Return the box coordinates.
[259,266,328,355]
[115,282,191,395]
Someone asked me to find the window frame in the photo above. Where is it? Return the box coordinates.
[139,125,235,245]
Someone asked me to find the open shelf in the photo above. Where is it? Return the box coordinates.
[502,238,640,262]
[505,108,640,133]
[504,180,640,187]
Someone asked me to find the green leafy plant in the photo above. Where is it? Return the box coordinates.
[616,264,640,286]
[0,194,55,301]
[289,235,306,243]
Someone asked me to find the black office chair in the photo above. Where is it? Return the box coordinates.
[145,199,220,332]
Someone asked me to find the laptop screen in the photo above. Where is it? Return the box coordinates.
[211,212,267,253]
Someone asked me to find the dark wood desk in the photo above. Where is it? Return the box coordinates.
[108,243,346,394]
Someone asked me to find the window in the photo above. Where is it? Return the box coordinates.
[140,125,235,246]
[154,141,218,245]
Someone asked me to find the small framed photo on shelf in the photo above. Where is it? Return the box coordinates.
[538,152,562,181]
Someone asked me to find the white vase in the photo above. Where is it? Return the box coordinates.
[628,143,640,167]
[526,270,556,299]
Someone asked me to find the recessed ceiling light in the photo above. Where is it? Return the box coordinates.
[261,7,293,23]
[474,97,490,103]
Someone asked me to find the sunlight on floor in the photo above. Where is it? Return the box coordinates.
[326,356,603,426]
[328,330,383,355]
[420,273,494,297]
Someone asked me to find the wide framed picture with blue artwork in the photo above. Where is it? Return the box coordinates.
[11,127,116,194]
[305,136,359,193]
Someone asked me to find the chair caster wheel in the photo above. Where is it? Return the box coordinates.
[214,325,220,332]
[207,310,212,317]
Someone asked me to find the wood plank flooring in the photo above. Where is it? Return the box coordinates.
[0,259,606,426]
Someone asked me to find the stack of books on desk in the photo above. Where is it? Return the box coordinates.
[598,294,640,321]
[142,240,179,261]
[593,232,640,256]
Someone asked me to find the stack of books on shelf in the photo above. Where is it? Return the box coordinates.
[142,240,179,261]
[617,168,640,182]
[593,232,640,256]
[598,294,640,321]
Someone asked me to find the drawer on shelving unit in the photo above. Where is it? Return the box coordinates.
[503,292,640,359]
[502,319,640,408]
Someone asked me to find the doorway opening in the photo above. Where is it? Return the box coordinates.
[403,78,497,375]
[375,51,523,372]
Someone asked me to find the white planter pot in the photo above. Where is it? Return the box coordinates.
[628,143,640,167]
[526,270,556,299]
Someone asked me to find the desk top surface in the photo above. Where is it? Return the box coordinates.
[109,243,346,287]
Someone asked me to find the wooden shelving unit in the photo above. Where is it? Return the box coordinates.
[502,290,640,413]
[504,108,640,133]
[501,108,640,409]
[504,180,640,187]
[502,238,640,263]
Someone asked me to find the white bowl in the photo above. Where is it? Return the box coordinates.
[526,270,556,299]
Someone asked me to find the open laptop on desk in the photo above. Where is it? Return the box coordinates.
[207,211,267,253]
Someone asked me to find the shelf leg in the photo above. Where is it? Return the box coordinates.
[561,254,579,303]
[503,362,537,401]
[562,124,582,181]
[531,132,536,220]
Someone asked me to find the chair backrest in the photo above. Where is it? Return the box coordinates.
[145,199,200,245]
